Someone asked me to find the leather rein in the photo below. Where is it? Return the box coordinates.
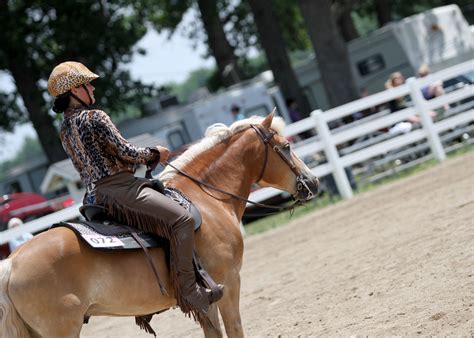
[153,124,313,214]
[164,161,300,213]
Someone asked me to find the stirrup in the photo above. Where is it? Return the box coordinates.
[194,254,224,304]
[208,284,224,304]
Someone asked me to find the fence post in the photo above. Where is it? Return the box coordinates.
[407,77,446,161]
[312,110,353,199]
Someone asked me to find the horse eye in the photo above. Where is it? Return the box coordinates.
[284,143,291,150]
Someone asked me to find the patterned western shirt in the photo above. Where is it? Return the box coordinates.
[60,107,155,194]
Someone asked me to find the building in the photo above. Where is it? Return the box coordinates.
[0,155,49,196]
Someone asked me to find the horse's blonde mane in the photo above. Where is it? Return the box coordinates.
[159,115,285,182]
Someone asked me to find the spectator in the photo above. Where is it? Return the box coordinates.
[385,72,418,135]
[384,71,437,135]
[7,218,33,252]
[417,64,449,112]
[385,72,408,113]
[231,104,245,121]
[286,98,315,140]
[417,64,446,100]
[353,87,379,121]
[286,98,303,122]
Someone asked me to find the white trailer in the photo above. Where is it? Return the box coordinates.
[119,79,290,150]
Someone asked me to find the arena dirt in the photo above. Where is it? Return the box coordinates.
[82,152,474,337]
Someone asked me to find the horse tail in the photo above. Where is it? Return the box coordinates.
[0,259,31,338]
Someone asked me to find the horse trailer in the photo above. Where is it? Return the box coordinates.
[119,79,290,151]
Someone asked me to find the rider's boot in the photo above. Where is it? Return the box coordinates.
[174,220,224,315]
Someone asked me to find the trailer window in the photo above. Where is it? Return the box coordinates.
[245,104,270,118]
[167,130,188,150]
[357,54,385,77]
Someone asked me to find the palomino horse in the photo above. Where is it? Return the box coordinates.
[0,114,319,337]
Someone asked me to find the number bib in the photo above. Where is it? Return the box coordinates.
[82,234,124,248]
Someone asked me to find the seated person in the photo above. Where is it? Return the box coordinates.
[7,218,33,252]
[384,71,436,135]
[417,64,446,100]
[417,64,449,112]
[385,72,408,113]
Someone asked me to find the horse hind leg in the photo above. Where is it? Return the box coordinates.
[20,309,83,338]
[203,303,223,338]
[7,259,85,338]
[36,324,82,338]
[0,259,31,338]
[14,293,85,338]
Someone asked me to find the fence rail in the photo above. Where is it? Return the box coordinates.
[1,60,473,245]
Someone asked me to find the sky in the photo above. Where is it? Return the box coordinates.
[0,10,215,162]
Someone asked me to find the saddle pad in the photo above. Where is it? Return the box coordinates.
[54,221,166,250]
[52,188,201,250]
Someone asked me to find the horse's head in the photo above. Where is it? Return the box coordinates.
[252,113,319,202]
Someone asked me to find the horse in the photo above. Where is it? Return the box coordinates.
[0,113,319,338]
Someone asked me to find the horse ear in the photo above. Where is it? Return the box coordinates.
[261,111,274,129]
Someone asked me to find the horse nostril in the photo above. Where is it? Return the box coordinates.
[296,174,319,201]
[304,174,319,191]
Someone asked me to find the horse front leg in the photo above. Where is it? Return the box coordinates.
[218,271,243,338]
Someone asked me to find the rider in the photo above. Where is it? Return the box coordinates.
[47,61,222,317]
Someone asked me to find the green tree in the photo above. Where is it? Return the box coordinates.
[298,0,359,109]
[0,1,158,163]
[247,0,312,116]
[197,0,243,86]
[225,0,311,55]
[147,0,244,88]
[167,68,214,102]
[149,0,312,91]
[374,0,392,26]
[333,1,360,42]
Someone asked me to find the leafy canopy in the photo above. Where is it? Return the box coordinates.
[0,0,168,132]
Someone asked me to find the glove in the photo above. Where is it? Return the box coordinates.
[154,145,170,164]
[147,147,161,166]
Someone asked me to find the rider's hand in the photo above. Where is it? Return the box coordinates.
[154,145,170,164]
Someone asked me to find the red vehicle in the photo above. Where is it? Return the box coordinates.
[0,192,75,259]
[0,192,75,231]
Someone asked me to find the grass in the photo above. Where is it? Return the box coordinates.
[243,194,341,236]
[243,143,474,236]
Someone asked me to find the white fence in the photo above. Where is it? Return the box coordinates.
[1,60,473,245]
[248,60,473,203]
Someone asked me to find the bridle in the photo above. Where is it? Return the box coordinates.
[251,124,297,178]
[250,124,315,201]
[153,123,315,214]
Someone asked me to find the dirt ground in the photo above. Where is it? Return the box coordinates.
[82,152,474,337]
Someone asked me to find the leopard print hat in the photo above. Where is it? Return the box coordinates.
[48,61,99,97]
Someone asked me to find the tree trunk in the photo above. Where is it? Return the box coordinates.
[247,0,312,116]
[197,0,242,87]
[9,57,67,164]
[1,2,66,164]
[337,9,359,42]
[375,0,392,27]
[298,0,359,109]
